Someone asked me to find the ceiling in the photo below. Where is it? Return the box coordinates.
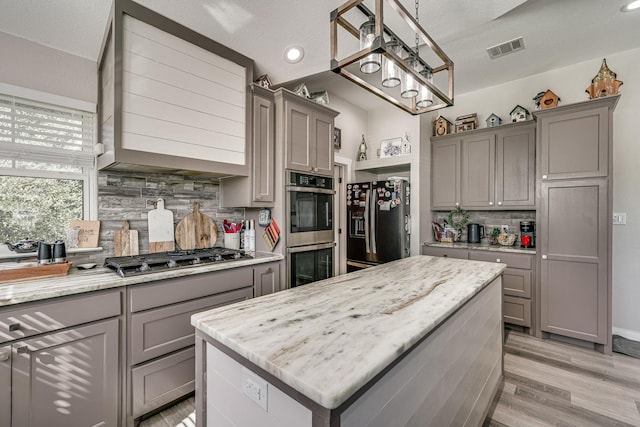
[0,0,638,110]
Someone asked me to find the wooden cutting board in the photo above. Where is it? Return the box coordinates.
[114,220,139,256]
[148,198,175,253]
[175,202,218,250]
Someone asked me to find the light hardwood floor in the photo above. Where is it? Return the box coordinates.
[138,332,640,426]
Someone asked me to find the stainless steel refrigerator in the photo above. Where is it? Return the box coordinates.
[346,179,410,271]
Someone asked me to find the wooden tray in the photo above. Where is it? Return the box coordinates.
[0,262,72,283]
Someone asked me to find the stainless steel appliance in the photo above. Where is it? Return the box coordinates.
[287,242,334,288]
[346,179,410,271]
[520,221,535,248]
[286,171,334,247]
[285,171,336,288]
[103,247,252,277]
[467,223,484,243]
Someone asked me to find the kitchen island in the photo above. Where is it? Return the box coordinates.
[191,255,506,427]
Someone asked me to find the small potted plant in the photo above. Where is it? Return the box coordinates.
[488,227,500,245]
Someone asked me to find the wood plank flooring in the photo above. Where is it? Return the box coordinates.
[138,332,640,426]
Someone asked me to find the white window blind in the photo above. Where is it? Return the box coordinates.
[0,93,95,171]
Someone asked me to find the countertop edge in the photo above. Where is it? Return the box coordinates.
[424,242,537,255]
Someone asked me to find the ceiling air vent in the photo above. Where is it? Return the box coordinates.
[486,37,525,59]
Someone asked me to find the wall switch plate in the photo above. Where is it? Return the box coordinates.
[242,368,268,410]
[613,213,627,225]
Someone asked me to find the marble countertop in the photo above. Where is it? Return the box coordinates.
[0,252,283,307]
[191,255,506,410]
[425,242,537,255]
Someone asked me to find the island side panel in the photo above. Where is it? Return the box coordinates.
[340,276,503,427]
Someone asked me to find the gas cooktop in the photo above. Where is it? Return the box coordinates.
[104,247,252,278]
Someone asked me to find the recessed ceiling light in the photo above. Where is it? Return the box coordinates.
[284,46,304,64]
[621,0,640,12]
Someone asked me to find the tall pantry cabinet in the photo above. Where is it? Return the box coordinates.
[534,95,619,353]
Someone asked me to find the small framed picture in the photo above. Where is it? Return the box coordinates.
[380,137,403,158]
[333,127,341,150]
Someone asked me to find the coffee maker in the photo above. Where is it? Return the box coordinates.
[520,221,535,248]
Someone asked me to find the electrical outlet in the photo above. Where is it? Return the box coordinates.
[242,368,268,410]
[613,213,627,225]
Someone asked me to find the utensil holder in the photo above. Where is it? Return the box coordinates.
[224,233,240,250]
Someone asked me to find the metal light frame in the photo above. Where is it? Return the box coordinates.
[330,0,454,115]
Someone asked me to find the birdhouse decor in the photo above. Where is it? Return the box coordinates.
[434,116,453,136]
[586,58,623,99]
[455,113,478,133]
[510,105,530,123]
[254,74,272,88]
[293,83,310,99]
[486,113,502,127]
[533,89,561,110]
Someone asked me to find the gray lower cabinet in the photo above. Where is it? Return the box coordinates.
[0,289,123,427]
[422,246,535,334]
[254,261,281,297]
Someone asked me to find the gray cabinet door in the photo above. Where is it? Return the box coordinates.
[252,90,275,203]
[461,133,495,208]
[431,138,461,209]
[285,99,313,172]
[11,318,119,427]
[495,124,535,208]
[313,110,334,176]
[540,179,608,344]
[254,262,281,297]
[538,106,609,180]
[0,345,9,427]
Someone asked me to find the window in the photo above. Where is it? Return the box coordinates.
[0,93,96,243]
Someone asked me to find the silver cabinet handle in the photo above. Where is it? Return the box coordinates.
[489,202,494,206]
[9,323,20,331]
[0,350,10,362]
[542,255,548,259]
[542,174,548,179]
[455,202,460,206]
[496,258,501,263]
[16,345,30,355]
[498,201,503,205]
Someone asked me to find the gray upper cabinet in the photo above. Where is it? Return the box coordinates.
[97,0,253,176]
[431,138,461,209]
[461,133,495,208]
[431,121,535,210]
[220,84,275,207]
[536,97,618,181]
[276,89,338,177]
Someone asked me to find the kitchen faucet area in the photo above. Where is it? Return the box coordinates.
[1,1,640,426]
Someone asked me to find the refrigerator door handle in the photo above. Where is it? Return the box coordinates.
[371,188,377,254]
[364,190,370,253]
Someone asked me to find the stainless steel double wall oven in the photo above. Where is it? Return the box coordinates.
[286,171,335,288]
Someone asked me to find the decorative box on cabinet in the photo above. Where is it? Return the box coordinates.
[0,289,123,427]
[275,88,338,177]
[430,121,535,210]
[97,0,253,176]
[534,95,618,353]
[221,84,276,207]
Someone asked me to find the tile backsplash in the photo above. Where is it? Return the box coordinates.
[80,170,245,264]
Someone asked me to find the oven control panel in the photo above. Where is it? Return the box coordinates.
[288,171,333,190]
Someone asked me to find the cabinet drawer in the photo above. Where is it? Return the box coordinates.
[468,251,532,270]
[503,268,532,298]
[0,290,121,344]
[422,246,469,259]
[503,296,532,327]
[130,287,252,364]
[132,346,195,418]
[129,267,253,312]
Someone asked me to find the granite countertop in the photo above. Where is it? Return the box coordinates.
[191,255,506,410]
[425,241,537,255]
[0,252,283,307]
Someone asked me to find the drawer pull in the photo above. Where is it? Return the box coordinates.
[9,323,20,332]
[443,254,448,258]
[498,201,503,206]
[16,345,30,355]
[0,350,10,362]
[542,174,548,179]
[496,258,501,263]
[542,255,547,260]
[489,202,493,206]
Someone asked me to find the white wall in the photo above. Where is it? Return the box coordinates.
[329,95,368,181]
[0,31,97,105]
[422,47,640,339]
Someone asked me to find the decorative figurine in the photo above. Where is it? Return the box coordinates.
[510,105,530,122]
[533,89,560,110]
[434,116,453,136]
[254,74,272,88]
[401,133,411,155]
[357,134,368,161]
[455,113,478,132]
[310,91,329,105]
[486,113,502,127]
[586,58,623,99]
[293,83,310,98]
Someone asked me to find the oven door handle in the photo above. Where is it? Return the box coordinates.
[287,242,336,253]
[370,187,377,254]
[286,186,335,195]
